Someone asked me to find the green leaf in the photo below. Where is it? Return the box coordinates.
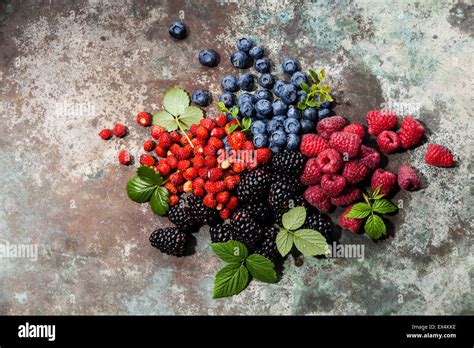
[231,106,239,118]
[153,110,178,131]
[213,263,249,299]
[297,101,307,110]
[300,82,310,93]
[345,202,372,219]
[137,166,163,186]
[293,229,328,256]
[276,229,293,257]
[306,99,318,108]
[211,240,248,263]
[372,199,398,214]
[216,101,228,113]
[163,87,189,116]
[179,106,204,130]
[282,206,307,231]
[324,94,334,102]
[227,123,238,134]
[364,214,386,240]
[150,187,169,216]
[242,116,252,130]
[320,85,331,93]
[311,83,318,92]
[308,69,319,83]
[372,186,381,197]
[319,69,326,82]
[126,176,157,203]
[245,254,277,283]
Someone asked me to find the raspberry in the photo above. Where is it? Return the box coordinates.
[224,175,239,190]
[169,195,179,206]
[204,155,217,168]
[136,112,151,127]
[256,148,272,164]
[169,131,181,143]
[193,186,205,197]
[330,186,361,206]
[208,167,224,181]
[99,129,112,140]
[339,205,363,233]
[398,116,425,149]
[170,172,184,185]
[329,132,362,158]
[316,148,343,173]
[425,144,454,167]
[225,120,239,135]
[371,168,396,195]
[192,155,205,169]
[228,130,247,150]
[118,150,131,165]
[366,110,398,136]
[175,146,193,160]
[321,174,346,197]
[139,154,155,166]
[198,168,209,179]
[177,160,191,172]
[205,180,225,194]
[164,182,177,194]
[300,158,323,185]
[303,185,331,213]
[158,132,172,148]
[215,114,227,127]
[216,191,230,205]
[151,125,165,139]
[343,123,365,138]
[300,134,330,157]
[196,126,209,140]
[210,127,226,139]
[154,146,167,158]
[359,145,380,170]
[200,118,216,131]
[203,144,217,156]
[342,160,369,184]
[158,162,171,176]
[316,116,347,139]
[226,196,238,210]
[203,193,217,208]
[377,130,401,154]
[397,163,421,191]
[208,137,224,149]
[143,140,156,152]
[166,155,178,169]
[113,123,127,138]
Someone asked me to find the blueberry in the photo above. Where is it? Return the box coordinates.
[254,58,271,73]
[297,90,307,104]
[240,101,255,118]
[198,48,219,67]
[287,105,301,119]
[168,21,187,40]
[258,73,275,89]
[273,80,287,98]
[237,92,254,107]
[254,89,273,102]
[286,134,300,150]
[291,71,309,87]
[321,100,332,109]
[251,120,266,135]
[236,37,254,52]
[253,133,269,148]
[219,93,236,108]
[282,59,298,74]
[300,119,315,134]
[271,130,287,146]
[221,75,239,92]
[318,108,331,120]
[303,107,318,121]
[238,73,256,91]
[255,113,267,120]
[226,112,235,122]
[255,99,273,117]
[284,118,301,134]
[269,144,283,154]
[231,51,252,69]
[272,100,288,116]
[267,118,284,133]
[249,45,264,59]
[191,89,212,107]
[280,84,297,104]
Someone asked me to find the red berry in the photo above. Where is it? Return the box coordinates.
[203,193,217,208]
[339,205,363,233]
[330,186,362,206]
[226,196,238,210]
[200,118,216,131]
[329,132,362,158]
[169,131,181,143]
[342,160,369,184]
[300,134,330,157]
[164,182,177,194]
[158,162,171,176]
[232,161,245,173]
[180,132,193,146]
[227,130,247,150]
[150,125,165,139]
[215,114,227,127]
[316,148,343,173]
[377,130,401,154]
[169,194,179,206]
[154,146,167,158]
[371,169,397,195]
[219,208,231,219]
[425,144,454,167]
[139,154,155,166]
[183,167,198,181]
[192,155,205,169]
[303,185,331,213]
[166,155,178,169]
[224,120,239,135]
[196,126,209,140]
[203,144,217,156]
[216,191,230,205]
[113,123,127,138]
[255,148,272,164]
[208,137,224,149]
[208,167,223,181]
[398,116,425,149]
[177,160,191,172]
[136,112,151,127]
[158,132,172,148]
[118,150,131,165]
[193,186,205,197]
[204,155,217,168]
[183,180,193,193]
[143,140,156,152]
[224,175,239,190]
[192,177,205,189]
[198,168,209,179]
[359,145,380,170]
[170,172,184,185]
[343,123,365,138]
[300,158,324,185]
[210,127,226,139]
[317,116,347,139]
[397,163,421,191]
[175,146,193,160]
[321,174,346,197]
[241,140,254,151]
[99,129,112,140]
[204,180,225,193]
[366,110,398,136]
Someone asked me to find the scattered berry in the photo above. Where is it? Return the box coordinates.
[425,144,454,167]
[198,49,219,67]
[143,140,156,152]
[168,21,187,40]
[113,123,127,138]
[118,150,132,165]
[192,89,212,107]
[366,110,398,136]
[397,163,421,191]
[398,116,425,149]
[150,227,187,256]
[136,112,151,127]
[99,129,112,140]
[339,205,363,233]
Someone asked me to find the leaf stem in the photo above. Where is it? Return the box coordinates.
[176,118,194,149]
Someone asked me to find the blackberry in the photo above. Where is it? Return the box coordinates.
[304,212,334,242]
[230,209,264,251]
[168,202,198,232]
[243,201,273,224]
[209,223,234,243]
[268,175,304,212]
[255,226,280,261]
[274,195,312,225]
[187,195,221,226]
[149,227,187,256]
[236,168,271,205]
[270,150,306,176]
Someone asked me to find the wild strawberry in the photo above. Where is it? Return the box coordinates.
[164,182,177,194]
[425,144,454,167]
[169,143,181,155]
[210,127,226,139]
[192,177,205,189]
[177,160,191,172]
[339,205,363,233]
[208,137,224,149]
[200,118,216,131]
[366,110,398,136]
[152,165,159,173]
[225,120,239,135]
[226,196,238,210]
[255,148,272,164]
[118,150,132,165]
[232,161,245,173]
[176,184,184,192]
[203,144,217,156]
[99,129,112,140]
[208,167,223,181]
[158,132,172,148]
[329,132,362,158]
[143,140,156,152]
[203,193,217,208]
[398,116,425,149]
[169,131,181,143]
[180,132,193,146]
[154,146,167,157]
[241,140,254,151]
[204,180,225,193]
[158,162,171,176]
[192,155,205,169]
[175,146,193,160]
[377,131,401,154]
[204,155,217,168]
[136,112,151,127]
[166,155,178,169]
[224,175,239,190]
[196,126,209,140]
[215,114,227,127]
[139,154,155,166]
[170,172,184,185]
[216,191,230,205]
[219,208,231,219]
[183,167,198,181]
[300,134,330,157]
[343,123,365,139]
[198,168,209,179]
[183,180,193,193]
[169,194,179,206]
[193,186,205,197]
[228,130,246,150]
[317,116,347,139]
[113,123,127,138]
[193,145,204,156]
[371,169,397,195]
[150,125,165,139]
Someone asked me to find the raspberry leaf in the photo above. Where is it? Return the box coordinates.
[293,229,328,256]
[364,214,386,240]
[153,110,178,131]
[211,240,248,263]
[345,203,372,219]
[276,229,293,257]
[372,199,397,214]
[245,254,277,283]
[163,87,189,116]
[149,187,169,216]
[137,166,163,186]
[126,176,157,203]
[282,206,307,231]
[213,263,249,299]
[179,106,204,129]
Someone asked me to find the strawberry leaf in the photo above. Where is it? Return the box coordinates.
[137,166,163,186]
[150,186,169,216]
[179,106,203,130]
[153,110,178,131]
[163,87,189,116]
[126,176,156,203]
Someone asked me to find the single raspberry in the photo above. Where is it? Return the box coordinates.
[359,145,380,170]
[425,144,454,167]
[196,126,209,140]
[303,185,331,213]
[241,141,254,151]
[224,175,239,190]
[200,118,216,131]
[256,148,272,164]
[208,137,224,149]
[321,174,346,197]
[300,134,330,157]
[203,193,217,208]
[204,155,217,168]
[210,127,226,139]
[169,131,181,143]
[226,196,239,211]
[397,163,421,191]
[316,116,347,139]
[113,123,127,138]
[99,129,112,140]
[118,150,131,165]
[166,155,178,169]
[158,132,172,148]
[150,125,165,139]
[198,168,209,179]
[177,160,191,172]
[136,112,151,127]
[154,146,167,158]
[216,191,230,205]
[366,110,398,136]
[190,124,199,135]
[169,194,179,206]
[175,146,193,160]
[203,144,217,156]
[158,162,171,176]
[143,140,156,152]
[342,160,369,184]
[164,182,177,194]
[193,186,205,197]
[208,167,224,181]
[139,154,155,166]
[371,169,396,195]
[170,172,184,185]
[225,120,239,135]
[329,132,362,158]
[228,130,247,150]
[330,186,361,206]
[339,205,363,233]
[219,208,231,219]
[192,155,205,169]
[215,114,227,127]
[192,177,205,188]
[398,116,425,149]
[183,180,193,193]
[343,123,365,139]
[300,158,323,185]
[205,180,225,194]
[377,130,401,154]
[232,161,245,173]
[316,148,343,173]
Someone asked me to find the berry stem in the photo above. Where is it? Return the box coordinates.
[176,118,194,149]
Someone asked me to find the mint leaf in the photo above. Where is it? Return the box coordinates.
[211,240,248,263]
[293,229,328,256]
[216,101,228,112]
[163,87,189,116]
[150,187,169,216]
[364,214,386,240]
[276,229,293,257]
[282,206,306,231]
[230,106,239,118]
[213,263,249,299]
[227,123,238,134]
[297,101,307,110]
[245,254,277,283]
[179,106,203,130]
[308,69,319,83]
[345,202,372,219]
[137,166,163,186]
[306,99,319,108]
[153,110,178,131]
[372,199,397,214]
[242,116,251,130]
[300,82,310,93]
[324,94,333,102]
[126,176,156,203]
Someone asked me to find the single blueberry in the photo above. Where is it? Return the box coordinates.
[291,71,309,87]
[221,75,239,92]
[273,80,287,98]
[168,21,187,40]
[198,48,219,67]
[191,89,212,107]
[249,45,264,59]
[219,93,236,108]
[303,107,318,121]
[255,99,273,117]
[287,105,301,119]
[255,113,268,120]
[236,37,254,52]
[300,119,315,134]
[231,51,252,69]
[238,73,256,91]
[269,144,283,154]
[280,83,297,104]
[286,134,300,150]
[237,92,254,107]
[271,130,287,146]
[284,118,301,134]
[254,89,273,102]
[254,58,271,73]
[272,100,288,116]
[258,73,275,89]
[321,100,332,109]
[267,118,285,133]
[318,108,331,120]
[251,120,266,135]
[239,101,255,118]
[282,59,298,74]
[253,133,269,148]
[297,90,307,104]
